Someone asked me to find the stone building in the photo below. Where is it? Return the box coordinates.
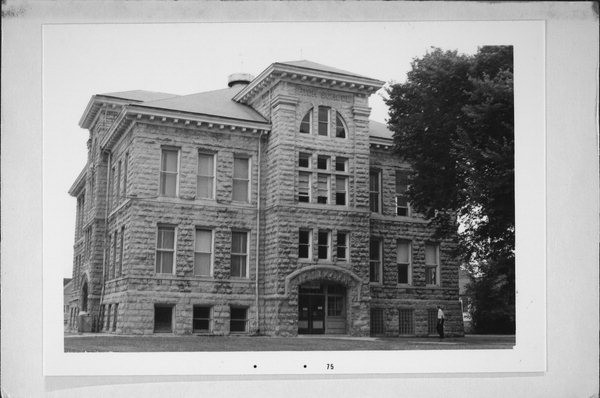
[66,60,463,337]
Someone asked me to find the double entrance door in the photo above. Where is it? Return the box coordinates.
[298,283,346,334]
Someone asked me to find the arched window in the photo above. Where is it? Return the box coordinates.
[300,109,312,134]
[335,112,346,138]
[81,280,88,312]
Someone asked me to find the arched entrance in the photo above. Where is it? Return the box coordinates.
[285,265,365,336]
[298,282,346,334]
[81,279,88,313]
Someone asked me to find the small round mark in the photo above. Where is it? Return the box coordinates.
[253,364,257,368]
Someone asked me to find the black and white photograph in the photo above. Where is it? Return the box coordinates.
[50,22,518,352]
[2,2,598,397]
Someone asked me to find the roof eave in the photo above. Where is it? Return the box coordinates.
[79,95,137,130]
[369,135,394,149]
[100,106,272,152]
[233,63,385,104]
[78,95,98,129]
[68,165,88,196]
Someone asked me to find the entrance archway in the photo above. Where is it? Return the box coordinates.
[81,280,88,312]
[298,282,346,334]
[285,265,365,336]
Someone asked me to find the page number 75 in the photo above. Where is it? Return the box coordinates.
[326,363,334,370]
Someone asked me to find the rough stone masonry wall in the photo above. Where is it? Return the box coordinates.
[100,122,262,334]
[68,109,120,331]
[252,80,376,336]
[369,146,464,336]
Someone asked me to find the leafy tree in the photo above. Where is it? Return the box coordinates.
[385,46,514,333]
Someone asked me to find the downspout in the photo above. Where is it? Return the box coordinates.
[255,130,264,334]
[98,148,111,331]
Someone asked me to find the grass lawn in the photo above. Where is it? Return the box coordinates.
[64,334,515,352]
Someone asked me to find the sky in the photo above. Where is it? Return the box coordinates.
[42,21,505,278]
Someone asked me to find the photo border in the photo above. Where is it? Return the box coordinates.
[2,1,598,396]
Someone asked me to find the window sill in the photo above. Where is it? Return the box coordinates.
[295,203,352,211]
[370,213,429,224]
[108,199,130,218]
[229,278,253,283]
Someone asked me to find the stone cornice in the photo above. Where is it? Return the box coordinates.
[270,93,299,109]
[68,164,88,196]
[100,105,271,152]
[79,95,134,130]
[352,105,372,119]
[233,63,385,105]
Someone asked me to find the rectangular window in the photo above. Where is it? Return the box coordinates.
[317,230,330,260]
[123,153,128,199]
[194,229,213,276]
[428,309,438,335]
[396,170,410,216]
[111,231,117,279]
[109,166,115,208]
[298,152,311,168]
[112,303,118,331]
[231,231,248,278]
[397,240,411,285]
[230,307,248,333]
[425,244,440,285]
[106,304,112,332]
[335,157,348,172]
[156,225,175,274]
[327,296,344,316]
[369,170,381,213]
[298,172,311,203]
[118,226,124,276]
[197,153,215,199]
[154,304,174,333]
[193,306,212,332]
[99,305,105,331]
[160,148,179,197]
[370,308,384,336]
[85,228,92,260]
[76,195,84,238]
[399,309,415,335]
[232,157,250,202]
[318,106,329,136]
[298,229,312,259]
[116,160,121,203]
[335,176,347,206]
[317,155,330,170]
[369,239,382,283]
[336,232,348,261]
[317,174,330,204]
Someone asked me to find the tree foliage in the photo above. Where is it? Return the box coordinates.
[385,46,515,333]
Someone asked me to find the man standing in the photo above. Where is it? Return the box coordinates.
[437,306,445,339]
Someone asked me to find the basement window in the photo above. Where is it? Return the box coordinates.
[230,307,248,333]
[193,306,212,333]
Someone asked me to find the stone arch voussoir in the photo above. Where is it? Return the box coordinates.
[285,265,363,301]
